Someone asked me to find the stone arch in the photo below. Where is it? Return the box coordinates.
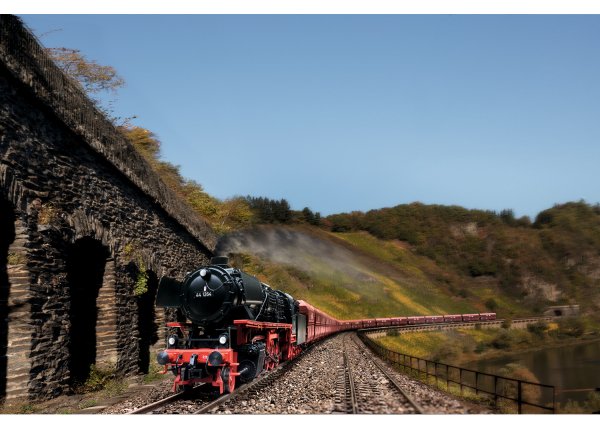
[554,309,563,317]
[66,237,111,386]
[136,269,160,374]
[0,195,16,401]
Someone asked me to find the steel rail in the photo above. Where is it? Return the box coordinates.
[127,390,190,414]
[351,333,424,414]
[342,337,359,414]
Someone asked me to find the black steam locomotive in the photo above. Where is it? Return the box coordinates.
[155,257,302,393]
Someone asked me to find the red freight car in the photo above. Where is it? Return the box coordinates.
[462,313,480,322]
[375,318,392,327]
[479,312,496,321]
[424,315,444,324]
[390,317,408,327]
[407,316,426,325]
[443,314,462,323]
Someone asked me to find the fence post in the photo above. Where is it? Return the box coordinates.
[475,372,479,396]
[446,365,449,390]
[518,380,522,414]
[460,369,463,395]
[494,376,498,408]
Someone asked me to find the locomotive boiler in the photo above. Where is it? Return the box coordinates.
[156,256,296,328]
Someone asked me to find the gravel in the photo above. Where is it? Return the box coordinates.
[101,332,492,414]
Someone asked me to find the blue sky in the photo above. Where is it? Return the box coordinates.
[19,14,600,219]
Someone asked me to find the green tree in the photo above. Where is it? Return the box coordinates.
[485,298,498,312]
[302,207,315,224]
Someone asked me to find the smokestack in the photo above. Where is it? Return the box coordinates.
[211,256,230,267]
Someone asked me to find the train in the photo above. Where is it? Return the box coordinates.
[155,257,496,395]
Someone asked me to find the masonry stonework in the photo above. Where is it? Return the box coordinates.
[0,15,217,403]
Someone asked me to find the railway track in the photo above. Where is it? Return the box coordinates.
[127,384,218,414]
[198,342,318,414]
[335,333,424,414]
[118,333,482,415]
[336,338,358,413]
[364,316,556,338]
[127,343,316,414]
[352,334,424,413]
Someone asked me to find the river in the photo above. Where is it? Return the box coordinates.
[467,339,600,409]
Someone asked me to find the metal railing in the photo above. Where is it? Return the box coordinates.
[359,331,555,414]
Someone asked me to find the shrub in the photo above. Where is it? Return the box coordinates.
[458,288,469,298]
[474,342,487,353]
[485,298,498,312]
[527,321,548,338]
[491,331,513,349]
[558,317,586,338]
[430,341,461,362]
[78,364,125,397]
[497,363,541,405]
[6,252,26,265]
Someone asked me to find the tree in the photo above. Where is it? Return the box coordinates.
[245,196,292,224]
[485,298,498,312]
[121,126,160,160]
[301,207,321,226]
[302,207,315,224]
[46,47,124,95]
[46,46,128,123]
[499,209,516,225]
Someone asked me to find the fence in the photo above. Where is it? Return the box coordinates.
[358,331,555,414]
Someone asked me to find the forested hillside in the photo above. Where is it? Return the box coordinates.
[322,202,600,317]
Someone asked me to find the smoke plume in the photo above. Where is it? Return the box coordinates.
[216,226,369,279]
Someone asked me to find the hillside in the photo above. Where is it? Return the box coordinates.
[215,201,600,322]
[322,201,600,318]
[217,225,523,320]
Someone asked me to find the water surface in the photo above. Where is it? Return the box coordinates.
[467,340,600,407]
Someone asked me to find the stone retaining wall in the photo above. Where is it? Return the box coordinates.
[0,15,216,403]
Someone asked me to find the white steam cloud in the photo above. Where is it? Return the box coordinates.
[216,226,370,280]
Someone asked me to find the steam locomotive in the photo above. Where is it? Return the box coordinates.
[155,257,495,394]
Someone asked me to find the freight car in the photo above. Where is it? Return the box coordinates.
[154,257,495,395]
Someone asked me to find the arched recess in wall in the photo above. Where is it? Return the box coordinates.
[66,237,110,386]
[0,195,16,402]
[137,269,159,374]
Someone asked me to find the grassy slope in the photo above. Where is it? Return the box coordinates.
[324,202,600,319]
[228,202,600,323]
[231,226,531,320]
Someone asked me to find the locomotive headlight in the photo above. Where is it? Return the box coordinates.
[167,335,179,348]
[218,334,228,345]
[200,268,210,279]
